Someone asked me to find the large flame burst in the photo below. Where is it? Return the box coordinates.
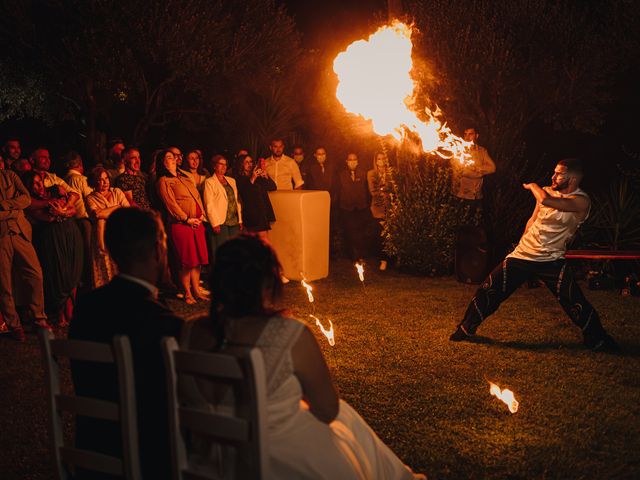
[333,21,470,163]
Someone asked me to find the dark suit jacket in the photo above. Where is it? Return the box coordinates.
[69,276,183,480]
[335,167,370,211]
[306,161,337,199]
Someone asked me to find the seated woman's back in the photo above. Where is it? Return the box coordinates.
[182,314,338,425]
[181,235,425,480]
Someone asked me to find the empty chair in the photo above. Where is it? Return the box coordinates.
[162,337,268,480]
[39,329,141,480]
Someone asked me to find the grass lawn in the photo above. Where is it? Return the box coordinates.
[1,258,639,479]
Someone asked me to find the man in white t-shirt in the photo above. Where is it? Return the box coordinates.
[450,158,618,352]
[264,138,304,190]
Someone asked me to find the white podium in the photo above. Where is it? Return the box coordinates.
[268,190,330,281]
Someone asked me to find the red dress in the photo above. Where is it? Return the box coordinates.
[170,204,208,268]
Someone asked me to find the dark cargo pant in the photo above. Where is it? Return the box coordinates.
[459,257,608,345]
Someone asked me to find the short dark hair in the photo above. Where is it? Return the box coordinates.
[208,154,227,173]
[64,151,82,170]
[108,138,125,149]
[105,208,163,269]
[122,146,139,157]
[557,158,583,176]
[88,166,109,188]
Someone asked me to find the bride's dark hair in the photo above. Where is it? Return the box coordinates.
[209,234,283,347]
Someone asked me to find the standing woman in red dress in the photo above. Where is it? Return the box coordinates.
[156,149,209,304]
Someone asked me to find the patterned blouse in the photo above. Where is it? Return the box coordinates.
[115,172,152,210]
[222,182,239,226]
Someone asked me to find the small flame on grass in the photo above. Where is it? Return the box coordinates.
[489,381,519,413]
[355,262,365,283]
[310,314,335,346]
[301,278,314,303]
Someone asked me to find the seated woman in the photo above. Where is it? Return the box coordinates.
[181,235,425,479]
[235,155,276,243]
[22,171,83,326]
[86,166,130,288]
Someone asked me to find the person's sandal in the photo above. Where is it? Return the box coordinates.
[34,319,54,332]
[184,295,197,305]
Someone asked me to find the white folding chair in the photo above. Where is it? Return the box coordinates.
[39,329,142,480]
[162,337,268,480]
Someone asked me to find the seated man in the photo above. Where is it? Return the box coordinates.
[69,207,183,479]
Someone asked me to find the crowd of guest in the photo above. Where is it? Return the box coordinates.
[0,132,495,339]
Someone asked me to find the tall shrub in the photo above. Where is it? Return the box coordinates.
[383,151,472,275]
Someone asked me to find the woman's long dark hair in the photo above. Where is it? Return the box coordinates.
[209,235,283,348]
[154,149,181,179]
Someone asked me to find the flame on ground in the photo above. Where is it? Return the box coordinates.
[310,315,335,346]
[489,381,519,414]
[333,21,471,163]
[355,262,365,282]
[301,278,314,303]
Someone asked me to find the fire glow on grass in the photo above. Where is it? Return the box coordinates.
[310,314,335,346]
[489,381,519,413]
[333,21,471,164]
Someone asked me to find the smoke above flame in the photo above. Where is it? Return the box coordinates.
[333,21,470,163]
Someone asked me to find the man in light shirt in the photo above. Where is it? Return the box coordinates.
[31,148,82,219]
[264,138,304,190]
[452,127,496,217]
[450,158,618,352]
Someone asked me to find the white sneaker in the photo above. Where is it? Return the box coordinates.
[379,260,388,271]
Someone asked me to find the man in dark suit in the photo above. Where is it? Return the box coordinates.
[69,207,183,479]
[305,147,336,193]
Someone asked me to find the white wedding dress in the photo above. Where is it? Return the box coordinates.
[181,316,424,479]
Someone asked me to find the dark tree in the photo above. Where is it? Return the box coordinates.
[0,0,301,162]
[405,0,637,256]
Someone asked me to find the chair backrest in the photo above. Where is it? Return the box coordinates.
[162,337,268,480]
[39,329,142,480]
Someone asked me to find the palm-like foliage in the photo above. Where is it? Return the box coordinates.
[583,175,640,250]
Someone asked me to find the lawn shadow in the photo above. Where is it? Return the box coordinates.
[467,336,640,357]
